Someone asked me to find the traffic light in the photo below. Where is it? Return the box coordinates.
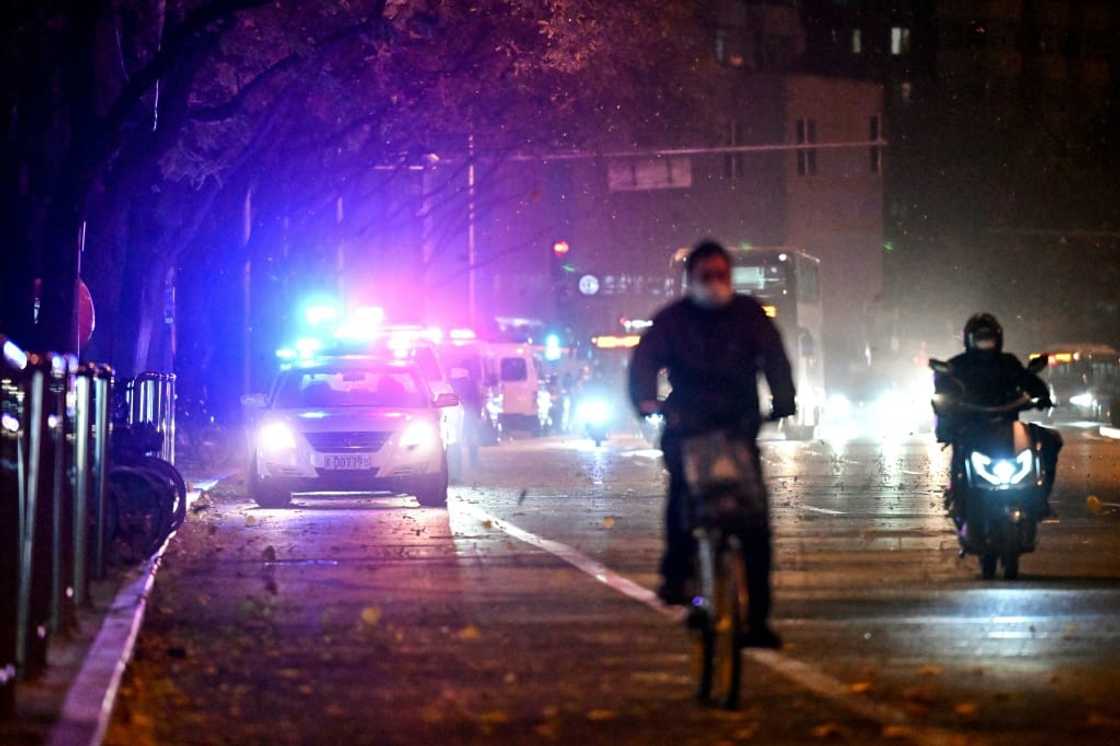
[550,241,575,320]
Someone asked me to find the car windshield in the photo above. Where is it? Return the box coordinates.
[273,369,427,409]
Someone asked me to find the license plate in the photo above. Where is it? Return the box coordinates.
[317,454,374,471]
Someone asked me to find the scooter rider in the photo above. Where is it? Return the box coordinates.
[628,240,795,649]
[935,313,1061,519]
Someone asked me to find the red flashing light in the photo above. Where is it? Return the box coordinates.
[552,240,571,256]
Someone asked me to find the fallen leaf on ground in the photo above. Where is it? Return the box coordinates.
[732,724,759,741]
[1087,495,1103,514]
[587,709,617,721]
[602,516,616,529]
[244,515,257,526]
[457,625,481,640]
[810,722,845,738]
[478,710,510,724]
[1087,713,1120,729]
[481,520,493,529]
[954,702,979,717]
[360,607,382,626]
[849,681,873,694]
[420,706,444,724]
[902,685,939,704]
[882,725,914,739]
[917,664,944,677]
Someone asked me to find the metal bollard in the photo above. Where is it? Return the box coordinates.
[130,372,176,464]
[1,337,29,716]
[18,352,56,679]
[90,367,112,580]
[72,365,94,608]
[48,355,78,635]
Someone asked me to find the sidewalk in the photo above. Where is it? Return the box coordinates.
[0,473,229,746]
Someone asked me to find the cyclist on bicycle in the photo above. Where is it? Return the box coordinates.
[629,240,795,649]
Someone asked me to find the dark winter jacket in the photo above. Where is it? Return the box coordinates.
[933,351,1049,441]
[628,294,796,436]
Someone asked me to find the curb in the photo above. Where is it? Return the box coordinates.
[46,476,226,746]
[1101,426,1120,440]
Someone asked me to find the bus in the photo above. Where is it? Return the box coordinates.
[671,245,825,432]
[1030,344,1120,424]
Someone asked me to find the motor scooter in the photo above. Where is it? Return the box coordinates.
[930,356,1053,580]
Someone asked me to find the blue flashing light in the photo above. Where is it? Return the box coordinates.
[276,347,296,361]
[302,296,342,327]
[544,333,562,362]
[295,337,323,358]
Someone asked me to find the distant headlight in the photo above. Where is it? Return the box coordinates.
[577,398,611,426]
[1069,391,1095,408]
[258,421,296,453]
[825,394,851,419]
[400,420,437,450]
[971,450,1033,487]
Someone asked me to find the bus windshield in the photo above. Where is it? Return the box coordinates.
[730,264,787,296]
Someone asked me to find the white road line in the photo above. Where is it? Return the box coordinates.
[801,505,846,516]
[48,512,182,746]
[50,471,234,746]
[1100,426,1120,440]
[456,501,961,746]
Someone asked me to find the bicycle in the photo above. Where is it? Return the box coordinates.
[680,428,767,710]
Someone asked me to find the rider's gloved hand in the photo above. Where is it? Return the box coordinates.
[1036,397,1053,410]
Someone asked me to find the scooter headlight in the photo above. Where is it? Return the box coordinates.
[577,398,611,426]
[970,450,1033,487]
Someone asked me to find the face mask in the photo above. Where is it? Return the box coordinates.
[689,281,733,308]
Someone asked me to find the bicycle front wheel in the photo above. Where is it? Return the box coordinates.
[711,540,746,708]
[690,538,747,709]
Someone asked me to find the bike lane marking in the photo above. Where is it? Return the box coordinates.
[457,500,965,746]
[800,504,846,516]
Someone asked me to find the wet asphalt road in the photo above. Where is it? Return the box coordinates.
[105,426,1120,745]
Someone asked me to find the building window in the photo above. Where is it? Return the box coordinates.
[724,120,745,179]
[890,27,911,56]
[869,115,882,175]
[851,28,862,54]
[795,118,818,177]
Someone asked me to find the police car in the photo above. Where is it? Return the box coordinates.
[247,357,459,508]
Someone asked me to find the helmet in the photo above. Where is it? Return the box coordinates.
[963,313,1003,353]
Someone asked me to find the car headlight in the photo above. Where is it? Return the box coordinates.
[400,420,437,450]
[577,398,611,426]
[258,421,296,453]
[1069,391,1095,408]
[970,450,1033,486]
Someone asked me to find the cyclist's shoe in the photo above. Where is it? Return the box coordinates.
[657,580,690,607]
[741,624,783,650]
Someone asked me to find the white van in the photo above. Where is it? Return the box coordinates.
[479,342,547,433]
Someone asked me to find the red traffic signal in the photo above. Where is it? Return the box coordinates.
[552,240,571,256]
